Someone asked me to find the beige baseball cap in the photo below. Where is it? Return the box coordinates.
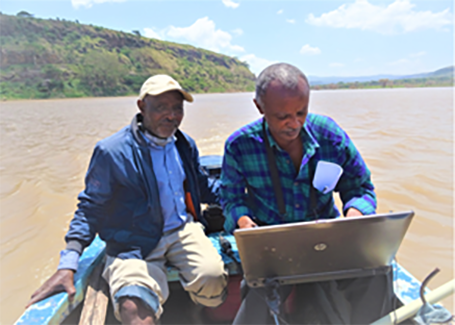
[139,74,193,102]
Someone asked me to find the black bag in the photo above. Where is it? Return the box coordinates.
[203,204,226,233]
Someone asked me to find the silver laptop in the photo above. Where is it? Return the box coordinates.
[234,211,414,288]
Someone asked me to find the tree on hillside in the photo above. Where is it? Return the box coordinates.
[17,11,34,18]
[132,30,141,37]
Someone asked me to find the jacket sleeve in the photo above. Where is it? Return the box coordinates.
[219,140,254,233]
[334,128,377,216]
[65,144,112,254]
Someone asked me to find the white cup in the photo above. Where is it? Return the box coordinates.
[312,161,343,194]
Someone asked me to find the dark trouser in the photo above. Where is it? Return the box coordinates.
[233,272,395,325]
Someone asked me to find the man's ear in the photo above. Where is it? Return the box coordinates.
[137,99,144,113]
[253,98,264,115]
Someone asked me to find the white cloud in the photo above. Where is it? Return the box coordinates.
[388,51,426,66]
[286,19,296,24]
[143,28,162,40]
[300,44,321,55]
[329,62,345,67]
[144,17,244,54]
[385,52,427,74]
[277,9,284,15]
[240,54,277,76]
[306,0,453,34]
[232,28,244,36]
[222,0,239,9]
[71,0,125,9]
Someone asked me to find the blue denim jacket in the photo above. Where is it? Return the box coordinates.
[65,114,218,260]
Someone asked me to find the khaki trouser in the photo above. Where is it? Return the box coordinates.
[102,221,228,320]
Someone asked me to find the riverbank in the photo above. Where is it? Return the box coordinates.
[0,13,255,100]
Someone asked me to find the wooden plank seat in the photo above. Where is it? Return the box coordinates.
[78,260,109,325]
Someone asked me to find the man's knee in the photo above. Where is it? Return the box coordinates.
[189,255,226,286]
[201,261,227,289]
[189,267,228,307]
[201,259,227,280]
[119,297,155,325]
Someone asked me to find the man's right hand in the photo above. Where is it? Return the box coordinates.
[25,269,76,309]
[237,216,257,229]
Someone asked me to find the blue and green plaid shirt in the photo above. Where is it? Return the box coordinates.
[220,113,376,233]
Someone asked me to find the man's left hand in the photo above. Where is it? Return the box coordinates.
[25,269,75,308]
[346,208,363,217]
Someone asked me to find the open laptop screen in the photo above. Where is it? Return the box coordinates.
[233,211,414,287]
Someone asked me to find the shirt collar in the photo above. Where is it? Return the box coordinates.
[141,129,176,148]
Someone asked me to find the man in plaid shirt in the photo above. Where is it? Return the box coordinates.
[220,63,393,324]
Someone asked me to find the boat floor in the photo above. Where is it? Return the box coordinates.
[20,235,429,325]
[62,281,417,325]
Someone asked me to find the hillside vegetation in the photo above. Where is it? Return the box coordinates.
[0,13,255,100]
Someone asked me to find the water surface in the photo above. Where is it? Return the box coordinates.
[0,88,453,324]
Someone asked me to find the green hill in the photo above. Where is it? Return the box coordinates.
[427,66,454,78]
[0,13,255,100]
[312,66,453,90]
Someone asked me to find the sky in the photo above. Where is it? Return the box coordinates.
[0,0,453,77]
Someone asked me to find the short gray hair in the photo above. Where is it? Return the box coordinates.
[255,63,309,106]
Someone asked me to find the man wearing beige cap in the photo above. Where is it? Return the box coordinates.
[26,75,227,324]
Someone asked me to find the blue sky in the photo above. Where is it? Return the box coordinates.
[1,0,453,77]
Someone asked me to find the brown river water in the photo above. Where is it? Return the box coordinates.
[0,88,453,324]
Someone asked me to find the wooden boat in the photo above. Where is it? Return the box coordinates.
[15,155,451,325]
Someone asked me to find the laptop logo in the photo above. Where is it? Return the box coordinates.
[314,243,327,251]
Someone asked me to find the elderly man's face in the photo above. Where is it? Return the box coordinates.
[137,90,184,138]
[255,78,309,148]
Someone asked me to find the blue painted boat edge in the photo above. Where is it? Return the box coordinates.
[15,236,106,325]
[393,260,426,305]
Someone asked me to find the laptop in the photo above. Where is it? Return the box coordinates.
[233,211,414,288]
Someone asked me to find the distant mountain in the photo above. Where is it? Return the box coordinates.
[0,13,255,100]
[308,66,454,86]
[418,66,454,78]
